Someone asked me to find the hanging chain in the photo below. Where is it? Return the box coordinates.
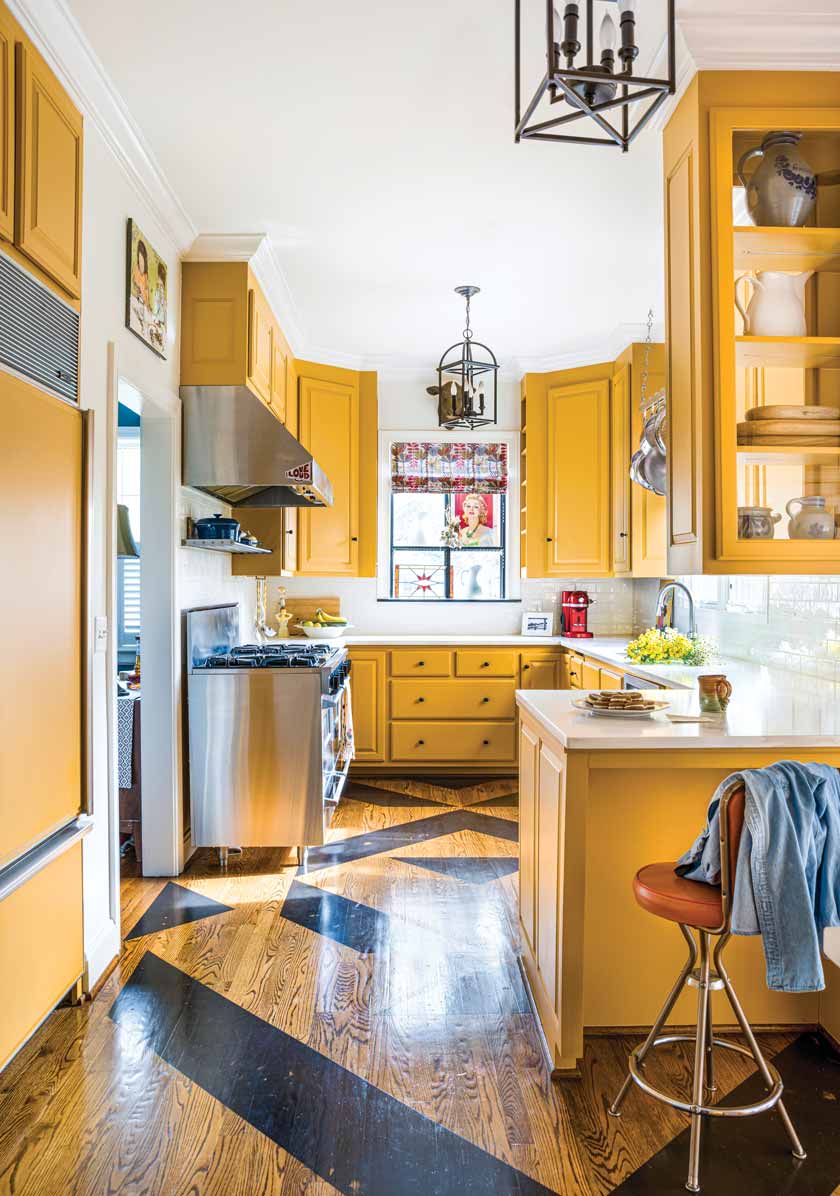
[463,291,473,341]
[639,307,653,407]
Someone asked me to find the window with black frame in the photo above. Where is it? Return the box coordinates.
[389,441,508,601]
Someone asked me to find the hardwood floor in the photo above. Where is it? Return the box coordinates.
[0,778,836,1195]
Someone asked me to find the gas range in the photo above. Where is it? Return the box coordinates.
[196,642,342,670]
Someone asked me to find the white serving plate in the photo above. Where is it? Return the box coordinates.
[572,698,670,719]
[295,623,354,640]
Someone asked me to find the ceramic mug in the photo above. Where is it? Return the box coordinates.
[698,674,732,714]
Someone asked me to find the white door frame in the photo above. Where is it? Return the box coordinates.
[106,343,183,898]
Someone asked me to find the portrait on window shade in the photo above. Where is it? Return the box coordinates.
[454,492,500,547]
[125,219,168,358]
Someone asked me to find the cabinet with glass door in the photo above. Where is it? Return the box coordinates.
[715,103,840,569]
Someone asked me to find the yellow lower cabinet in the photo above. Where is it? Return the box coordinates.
[567,654,584,689]
[391,721,516,764]
[581,659,601,690]
[349,649,386,762]
[455,649,518,677]
[599,666,623,690]
[520,653,563,689]
[391,678,516,720]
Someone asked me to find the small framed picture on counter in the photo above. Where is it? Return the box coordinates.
[522,611,553,637]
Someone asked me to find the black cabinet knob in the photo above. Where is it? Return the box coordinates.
[619,531,628,538]
[523,664,530,671]
[546,537,553,542]
[417,739,425,746]
[482,697,490,704]
[417,696,425,703]
[418,661,425,667]
[482,739,490,746]
[351,536,358,542]
[481,661,490,668]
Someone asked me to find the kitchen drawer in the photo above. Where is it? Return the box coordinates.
[391,720,516,763]
[581,660,601,690]
[455,649,518,677]
[390,648,452,677]
[391,679,516,721]
[567,653,585,689]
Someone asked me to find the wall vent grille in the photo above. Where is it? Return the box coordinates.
[0,251,79,403]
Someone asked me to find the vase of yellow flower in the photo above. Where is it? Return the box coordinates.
[625,628,714,667]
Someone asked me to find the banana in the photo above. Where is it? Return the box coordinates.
[315,607,348,626]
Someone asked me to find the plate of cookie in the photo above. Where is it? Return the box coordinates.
[572,691,670,719]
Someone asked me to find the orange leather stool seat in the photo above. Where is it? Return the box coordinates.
[634,862,723,931]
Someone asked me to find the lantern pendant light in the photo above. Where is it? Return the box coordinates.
[434,286,499,431]
[514,0,676,153]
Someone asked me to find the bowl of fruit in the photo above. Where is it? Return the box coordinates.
[296,609,353,639]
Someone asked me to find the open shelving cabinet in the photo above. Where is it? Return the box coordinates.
[713,106,840,568]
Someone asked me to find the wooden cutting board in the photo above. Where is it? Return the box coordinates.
[282,597,342,635]
[746,404,840,422]
[738,419,840,445]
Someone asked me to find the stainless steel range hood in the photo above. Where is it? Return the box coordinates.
[181,386,332,508]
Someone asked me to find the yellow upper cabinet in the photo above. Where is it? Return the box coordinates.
[664,72,840,573]
[296,362,377,577]
[181,261,295,422]
[0,5,13,244]
[15,39,83,298]
[616,341,667,578]
[610,361,631,576]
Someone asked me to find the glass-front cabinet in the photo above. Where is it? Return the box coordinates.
[715,107,840,568]
[664,75,840,573]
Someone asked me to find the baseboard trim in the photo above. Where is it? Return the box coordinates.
[83,918,120,994]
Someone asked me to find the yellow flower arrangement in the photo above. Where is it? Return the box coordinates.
[626,627,714,666]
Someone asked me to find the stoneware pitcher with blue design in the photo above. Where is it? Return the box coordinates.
[737,131,816,227]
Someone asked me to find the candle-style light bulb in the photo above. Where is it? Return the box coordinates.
[600,11,617,53]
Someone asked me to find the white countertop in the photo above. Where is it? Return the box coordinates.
[516,685,840,751]
[341,634,569,646]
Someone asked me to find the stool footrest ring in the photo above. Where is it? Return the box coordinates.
[628,1035,784,1118]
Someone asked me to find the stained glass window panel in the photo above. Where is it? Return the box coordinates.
[393,549,447,599]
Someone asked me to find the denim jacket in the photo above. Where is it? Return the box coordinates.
[676,762,840,992]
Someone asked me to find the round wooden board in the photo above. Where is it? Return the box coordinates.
[745,404,840,422]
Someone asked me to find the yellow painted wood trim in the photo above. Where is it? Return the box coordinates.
[0,3,14,243]
[359,371,378,577]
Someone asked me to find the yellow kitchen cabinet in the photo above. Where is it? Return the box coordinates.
[391,720,516,765]
[521,363,611,578]
[520,651,564,690]
[455,648,517,677]
[247,285,274,405]
[580,659,601,690]
[15,38,83,298]
[598,666,623,690]
[349,649,387,762]
[391,678,516,720]
[391,648,453,677]
[664,72,840,573]
[567,653,584,689]
[180,262,295,421]
[0,4,13,243]
[230,507,296,578]
[296,361,377,577]
[615,342,667,577]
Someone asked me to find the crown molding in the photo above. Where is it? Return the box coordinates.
[681,9,840,71]
[7,0,197,255]
[183,233,267,262]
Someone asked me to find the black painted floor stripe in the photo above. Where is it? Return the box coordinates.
[394,856,519,884]
[110,953,558,1196]
[125,881,233,940]
[342,781,447,808]
[280,877,388,954]
[468,793,520,809]
[612,1033,840,1194]
[299,808,517,874]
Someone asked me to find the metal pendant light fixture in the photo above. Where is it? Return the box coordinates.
[428,286,499,431]
[514,1,675,152]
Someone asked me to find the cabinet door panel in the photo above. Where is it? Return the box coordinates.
[271,333,287,422]
[567,654,584,689]
[520,657,560,689]
[599,667,623,690]
[611,363,631,574]
[247,289,273,404]
[349,651,386,761]
[391,721,516,763]
[297,376,359,575]
[456,649,518,677]
[536,743,563,1012]
[16,41,83,297]
[0,7,13,242]
[518,721,539,956]
[581,660,601,690]
[546,379,611,575]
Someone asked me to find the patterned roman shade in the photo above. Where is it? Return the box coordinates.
[390,442,508,494]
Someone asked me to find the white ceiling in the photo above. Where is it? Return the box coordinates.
[65,0,676,370]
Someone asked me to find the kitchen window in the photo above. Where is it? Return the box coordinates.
[386,440,511,601]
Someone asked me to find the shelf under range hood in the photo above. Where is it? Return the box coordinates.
[181,386,333,508]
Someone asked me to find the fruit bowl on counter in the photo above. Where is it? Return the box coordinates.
[296,623,354,640]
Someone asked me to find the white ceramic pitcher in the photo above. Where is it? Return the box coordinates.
[734,271,812,337]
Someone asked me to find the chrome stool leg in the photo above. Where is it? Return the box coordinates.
[714,938,807,1162]
[686,932,712,1192]
[704,983,716,1096]
[609,923,698,1118]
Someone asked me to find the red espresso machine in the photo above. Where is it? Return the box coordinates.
[561,590,594,638]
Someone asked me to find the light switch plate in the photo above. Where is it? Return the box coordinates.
[94,615,108,653]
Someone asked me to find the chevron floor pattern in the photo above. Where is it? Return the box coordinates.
[1,777,836,1195]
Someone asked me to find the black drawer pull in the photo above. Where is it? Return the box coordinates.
[523,664,530,671]
[481,661,490,668]
[417,739,425,746]
[417,660,425,667]
[351,536,358,542]
[482,739,490,746]
[417,696,425,703]
[482,697,490,703]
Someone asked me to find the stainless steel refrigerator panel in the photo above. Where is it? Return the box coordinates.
[188,671,325,847]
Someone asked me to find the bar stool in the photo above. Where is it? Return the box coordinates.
[607,780,806,1192]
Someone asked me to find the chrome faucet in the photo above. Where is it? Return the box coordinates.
[655,580,697,640]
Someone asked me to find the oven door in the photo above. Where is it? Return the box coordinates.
[321,682,352,807]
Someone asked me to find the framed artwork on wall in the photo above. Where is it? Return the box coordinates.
[125,218,168,358]
[522,611,553,637]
